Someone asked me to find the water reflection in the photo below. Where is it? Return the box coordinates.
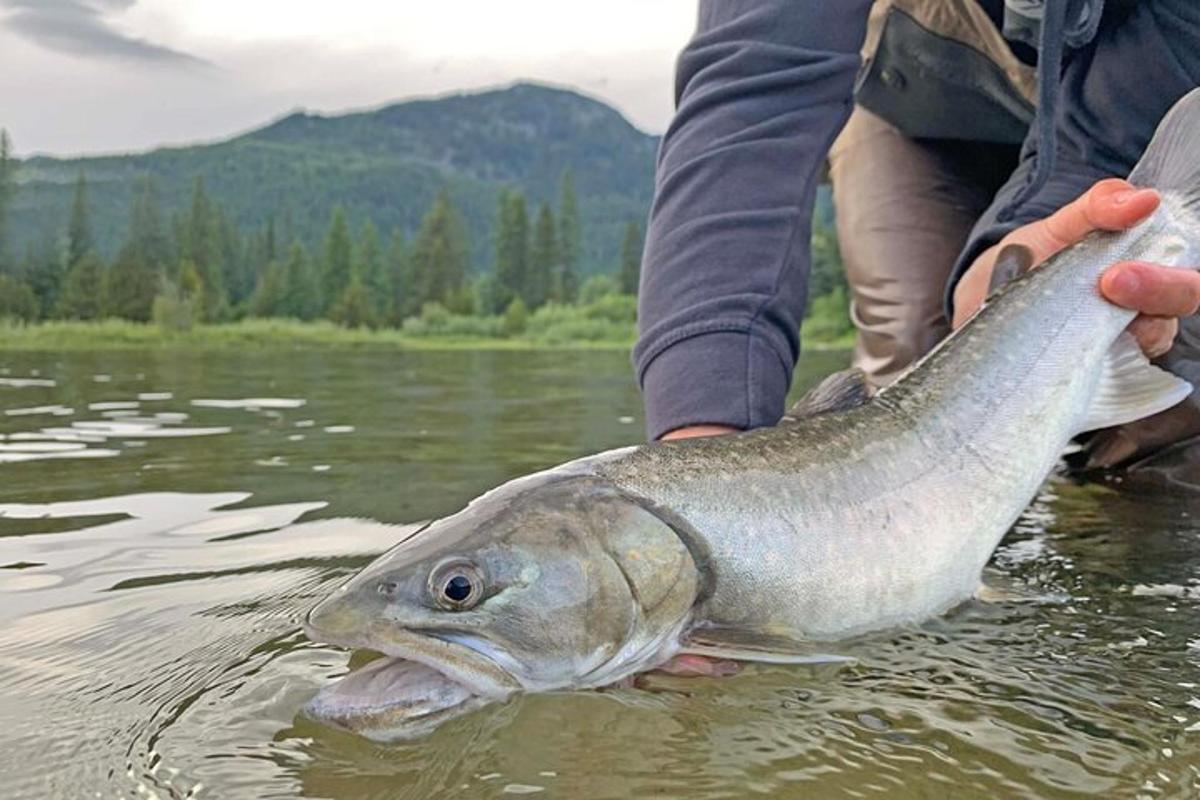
[0,489,399,798]
[1,348,1197,798]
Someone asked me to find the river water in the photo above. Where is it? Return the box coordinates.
[0,347,1198,799]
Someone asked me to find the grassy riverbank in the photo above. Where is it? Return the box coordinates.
[0,318,630,351]
[0,286,857,352]
[0,316,855,352]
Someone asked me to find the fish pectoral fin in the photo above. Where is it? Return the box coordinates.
[680,628,855,666]
[782,369,874,422]
[1079,332,1193,434]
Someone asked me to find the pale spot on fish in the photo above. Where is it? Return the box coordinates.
[503,785,545,795]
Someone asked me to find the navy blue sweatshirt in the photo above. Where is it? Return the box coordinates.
[634,0,1200,441]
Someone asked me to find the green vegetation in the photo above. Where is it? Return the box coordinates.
[0,128,655,336]
[0,316,632,352]
[618,220,643,296]
[804,220,856,347]
[9,84,659,277]
[0,89,853,350]
[0,130,12,267]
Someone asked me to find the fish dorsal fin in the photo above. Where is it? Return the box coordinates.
[1080,332,1193,434]
[681,627,854,666]
[782,368,873,422]
[987,243,1036,299]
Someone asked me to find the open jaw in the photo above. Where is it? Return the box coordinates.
[303,627,522,741]
[304,655,492,740]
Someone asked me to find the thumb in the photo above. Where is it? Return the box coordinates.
[953,179,1160,327]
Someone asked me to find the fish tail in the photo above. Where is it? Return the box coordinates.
[1129,87,1200,213]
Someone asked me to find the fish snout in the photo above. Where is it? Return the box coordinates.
[304,587,375,645]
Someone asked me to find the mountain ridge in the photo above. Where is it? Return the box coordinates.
[9,82,661,275]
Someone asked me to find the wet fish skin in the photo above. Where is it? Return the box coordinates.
[304,88,1200,739]
[307,475,702,698]
[304,196,1190,731]
[601,200,1190,641]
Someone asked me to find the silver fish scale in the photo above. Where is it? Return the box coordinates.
[597,200,1195,642]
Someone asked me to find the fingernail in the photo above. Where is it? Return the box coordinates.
[1112,188,1157,206]
[1112,187,1139,205]
[1106,268,1141,297]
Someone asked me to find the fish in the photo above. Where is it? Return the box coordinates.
[303,88,1200,741]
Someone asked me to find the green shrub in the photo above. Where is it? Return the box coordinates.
[0,275,39,322]
[401,302,505,338]
[523,299,635,345]
[803,286,854,345]
[502,297,528,336]
[151,279,198,333]
[329,279,378,329]
[580,292,636,324]
[578,274,619,305]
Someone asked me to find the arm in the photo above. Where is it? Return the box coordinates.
[950,0,1200,301]
[950,1,1200,467]
[634,0,872,441]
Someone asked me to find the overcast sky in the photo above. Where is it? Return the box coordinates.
[0,0,697,157]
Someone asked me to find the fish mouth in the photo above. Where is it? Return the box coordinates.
[303,622,522,740]
[304,654,489,741]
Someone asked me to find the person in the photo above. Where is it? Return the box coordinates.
[635,0,1200,470]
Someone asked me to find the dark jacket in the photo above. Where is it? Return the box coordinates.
[634,0,1200,440]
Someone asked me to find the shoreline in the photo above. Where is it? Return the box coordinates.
[0,320,855,352]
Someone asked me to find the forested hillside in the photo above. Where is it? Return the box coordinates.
[0,82,850,345]
[8,83,658,275]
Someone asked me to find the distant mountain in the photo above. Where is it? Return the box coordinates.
[9,83,661,275]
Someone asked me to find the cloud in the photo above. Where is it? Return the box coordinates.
[1,0,209,66]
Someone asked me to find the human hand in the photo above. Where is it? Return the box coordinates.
[660,424,740,441]
[655,422,740,675]
[952,179,1200,356]
[953,178,1200,468]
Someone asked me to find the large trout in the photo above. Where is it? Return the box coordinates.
[304,89,1200,740]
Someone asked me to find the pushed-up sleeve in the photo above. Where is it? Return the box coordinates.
[634,1,871,440]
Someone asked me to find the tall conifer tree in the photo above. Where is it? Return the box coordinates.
[57,253,103,320]
[322,206,353,313]
[556,171,582,302]
[618,220,644,296]
[68,172,91,268]
[184,177,227,319]
[408,191,469,315]
[387,228,409,325]
[357,220,392,320]
[528,203,557,309]
[492,189,529,312]
[102,177,164,321]
[252,260,287,317]
[282,242,319,320]
[60,174,102,320]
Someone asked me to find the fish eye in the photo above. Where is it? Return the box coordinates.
[428,560,485,611]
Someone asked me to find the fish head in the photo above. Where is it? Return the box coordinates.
[304,472,701,739]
